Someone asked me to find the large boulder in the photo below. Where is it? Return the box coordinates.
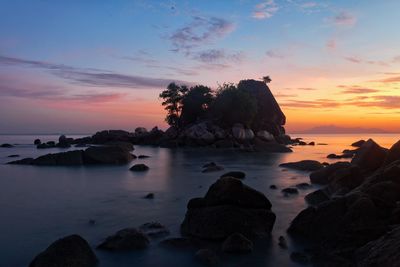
[280,160,324,171]
[181,177,275,240]
[256,130,274,142]
[32,150,84,165]
[183,123,215,145]
[356,225,400,266]
[383,140,400,167]
[29,235,97,267]
[83,146,134,164]
[91,130,133,144]
[351,139,388,171]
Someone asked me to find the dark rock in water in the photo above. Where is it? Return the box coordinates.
[84,146,134,164]
[7,157,34,165]
[88,219,96,225]
[32,150,84,165]
[269,185,277,189]
[280,160,323,171]
[296,183,311,189]
[57,135,73,148]
[138,155,150,159]
[195,249,219,266]
[305,189,330,206]
[37,142,55,149]
[7,154,19,158]
[34,139,41,145]
[282,187,299,195]
[253,137,292,153]
[308,141,315,146]
[383,140,400,167]
[143,193,154,199]
[139,222,169,238]
[351,139,388,171]
[202,162,224,173]
[130,164,149,171]
[104,141,134,152]
[181,177,275,240]
[309,161,351,185]
[91,130,133,144]
[356,225,400,266]
[290,252,309,264]
[98,228,149,251]
[29,234,97,267]
[1,143,13,148]
[351,139,366,147]
[222,233,253,253]
[278,236,288,249]
[220,171,246,179]
[327,153,353,159]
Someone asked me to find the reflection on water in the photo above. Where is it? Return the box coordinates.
[0,134,399,266]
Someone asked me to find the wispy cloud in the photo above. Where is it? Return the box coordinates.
[326,39,337,50]
[252,0,279,20]
[169,16,235,54]
[344,55,390,66]
[338,85,380,94]
[374,75,400,84]
[331,11,357,26]
[193,49,244,63]
[0,55,192,89]
[266,49,286,59]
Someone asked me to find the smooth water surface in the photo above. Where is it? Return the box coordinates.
[0,134,399,267]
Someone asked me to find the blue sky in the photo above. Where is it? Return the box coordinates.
[1,0,400,133]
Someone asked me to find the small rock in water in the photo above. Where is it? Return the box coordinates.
[202,162,224,173]
[7,154,20,158]
[296,183,311,189]
[308,142,315,146]
[1,143,13,148]
[282,187,299,195]
[34,139,41,145]
[98,228,149,251]
[278,236,288,249]
[220,171,246,179]
[88,219,96,225]
[144,193,154,199]
[270,185,277,189]
[222,233,253,254]
[279,160,324,171]
[290,251,310,264]
[203,162,217,168]
[195,249,219,266]
[138,155,150,159]
[139,222,169,238]
[130,164,149,171]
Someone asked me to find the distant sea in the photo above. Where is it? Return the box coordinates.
[0,133,399,267]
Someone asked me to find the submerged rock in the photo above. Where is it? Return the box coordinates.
[130,164,149,171]
[181,177,275,240]
[1,143,13,148]
[282,187,299,195]
[143,193,154,199]
[29,235,97,267]
[7,154,19,158]
[279,160,324,171]
[222,233,253,253]
[139,222,169,238]
[98,228,149,251]
[202,162,224,173]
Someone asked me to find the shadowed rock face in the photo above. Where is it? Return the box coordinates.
[29,235,97,267]
[351,139,388,171]
[181,177,275,240]
[237,79,286,135]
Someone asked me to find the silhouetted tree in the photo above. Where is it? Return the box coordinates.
[180,85,214,125]
[262,76,271,84]
[211,83,258,127]
[159,82,188,128]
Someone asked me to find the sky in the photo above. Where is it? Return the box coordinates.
[1,0,400,134]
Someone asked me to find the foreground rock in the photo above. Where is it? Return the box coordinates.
[181,177,276,240]
[279,160,324,171]
[29,235,97,267]
[98,228,149,251]
[351,139,388,171]
[309,162,351,185]
[130,164,149,171]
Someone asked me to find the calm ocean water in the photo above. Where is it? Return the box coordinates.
[0,134,399,267]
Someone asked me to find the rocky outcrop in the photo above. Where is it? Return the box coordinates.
[181,177,276,240]
[29,235,97,267]
[309,162,352,184]
[232,123,254,141]
[237,79,286,136]
[351,139,388,171]
[279,160,324,171]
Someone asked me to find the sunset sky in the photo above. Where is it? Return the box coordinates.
[1,0,400,134]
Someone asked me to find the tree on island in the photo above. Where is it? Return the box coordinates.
[262,75,271,84]
[180,85,214,126]
[159,82,188,128]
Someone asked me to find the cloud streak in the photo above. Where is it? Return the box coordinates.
[0,55,192,89]
[332,11,357,26]
[252,0,278,20]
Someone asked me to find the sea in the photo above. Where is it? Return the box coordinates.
[0,134,399,267]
